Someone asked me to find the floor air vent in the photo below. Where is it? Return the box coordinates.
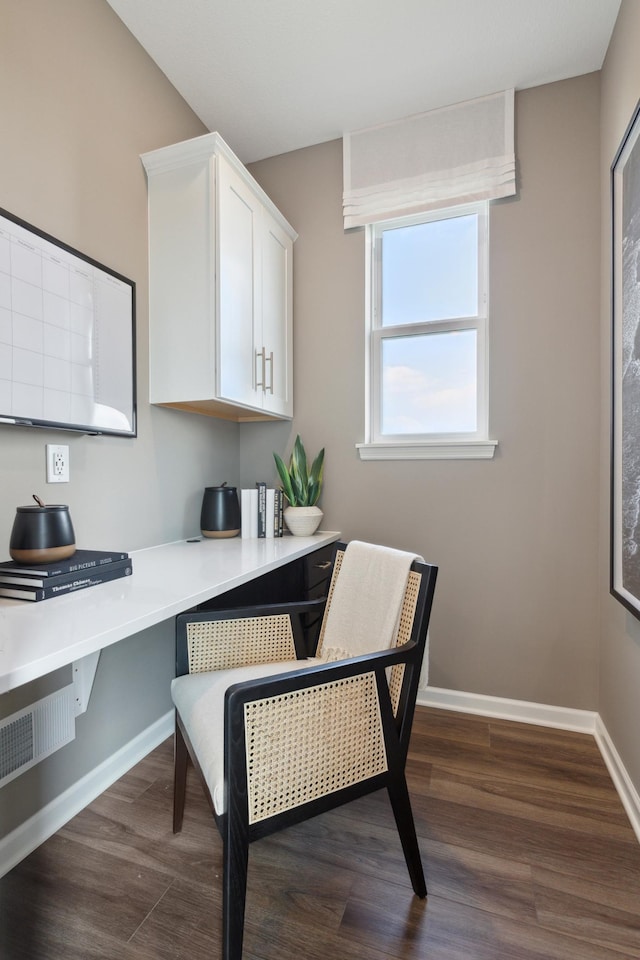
[0,685,76,788]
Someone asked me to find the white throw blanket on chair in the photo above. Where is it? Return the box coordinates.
[320,540,422,660]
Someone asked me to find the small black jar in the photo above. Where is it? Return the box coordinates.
[200,484,240,539]
[10,504,76,564]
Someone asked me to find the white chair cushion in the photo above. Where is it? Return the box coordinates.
[171,659,320,815]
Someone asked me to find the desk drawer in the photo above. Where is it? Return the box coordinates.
[303,543,335,592]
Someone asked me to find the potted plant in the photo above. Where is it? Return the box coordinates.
[273,435,325,536]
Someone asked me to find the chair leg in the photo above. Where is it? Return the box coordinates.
[222,812,249,960]
[173,719,188,834]
[387,774,427,898]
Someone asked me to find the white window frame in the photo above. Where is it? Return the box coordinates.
[357,201,497,461]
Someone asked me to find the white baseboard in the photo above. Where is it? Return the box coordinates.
[0,709,174,879]
[418,685,598,732]
[595,716,640,844]
[418,686,640,845]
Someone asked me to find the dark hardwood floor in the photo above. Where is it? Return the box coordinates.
[2,706,640,959]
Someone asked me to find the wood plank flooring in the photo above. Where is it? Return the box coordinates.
[1,706,640,959]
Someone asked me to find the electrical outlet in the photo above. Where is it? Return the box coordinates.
[46,444,70,483]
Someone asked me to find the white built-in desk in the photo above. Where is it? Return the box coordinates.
[0,532,340,694]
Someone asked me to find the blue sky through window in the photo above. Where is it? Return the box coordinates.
[378,212,479,435]
[382,330,477,434]
[381,213,478,325]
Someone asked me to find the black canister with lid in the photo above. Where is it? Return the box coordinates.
[200,483,240,539]
[10,502,76,563]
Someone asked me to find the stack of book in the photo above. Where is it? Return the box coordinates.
[0,549,132,602]
[241,484,285,538]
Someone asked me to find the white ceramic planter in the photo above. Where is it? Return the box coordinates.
[284,505,323,537]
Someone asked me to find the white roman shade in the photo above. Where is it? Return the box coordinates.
[343,89,515,229]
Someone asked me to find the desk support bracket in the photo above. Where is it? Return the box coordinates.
[73,651,101,716]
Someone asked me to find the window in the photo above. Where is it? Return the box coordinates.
[358,201,497,460]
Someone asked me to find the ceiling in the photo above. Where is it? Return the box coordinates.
[106,0,621,164]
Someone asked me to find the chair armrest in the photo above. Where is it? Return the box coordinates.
[200,599,327,619]
[225,639,419,709]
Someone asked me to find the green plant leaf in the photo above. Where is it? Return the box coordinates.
[307,448,324,505]
[273,452,296,505]
[292,435,307,479]
[310,448,324,485]
[290,437,308,504]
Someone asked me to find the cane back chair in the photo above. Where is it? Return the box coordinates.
[171,540,438,960]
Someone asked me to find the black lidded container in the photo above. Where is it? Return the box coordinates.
[10,504,76,563]
[200,484,240,539]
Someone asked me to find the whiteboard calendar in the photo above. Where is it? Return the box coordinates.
[0,208,136,436]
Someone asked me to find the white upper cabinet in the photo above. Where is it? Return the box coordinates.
[141,133,296,421]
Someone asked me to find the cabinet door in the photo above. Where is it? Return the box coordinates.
[261,215,293,418]
[217,156,261,409]
[147,157,216,404]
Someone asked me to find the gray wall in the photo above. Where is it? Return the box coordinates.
[0,0,238,839]
[600,0,640,794]
[246,73,603,713]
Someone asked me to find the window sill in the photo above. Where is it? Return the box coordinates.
[356,440,498,461]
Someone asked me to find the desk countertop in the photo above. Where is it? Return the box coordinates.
[0,531,340,693]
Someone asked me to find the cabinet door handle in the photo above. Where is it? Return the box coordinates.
[314,561,332,570]
[265,350,274,394]
[255,347,265,389]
